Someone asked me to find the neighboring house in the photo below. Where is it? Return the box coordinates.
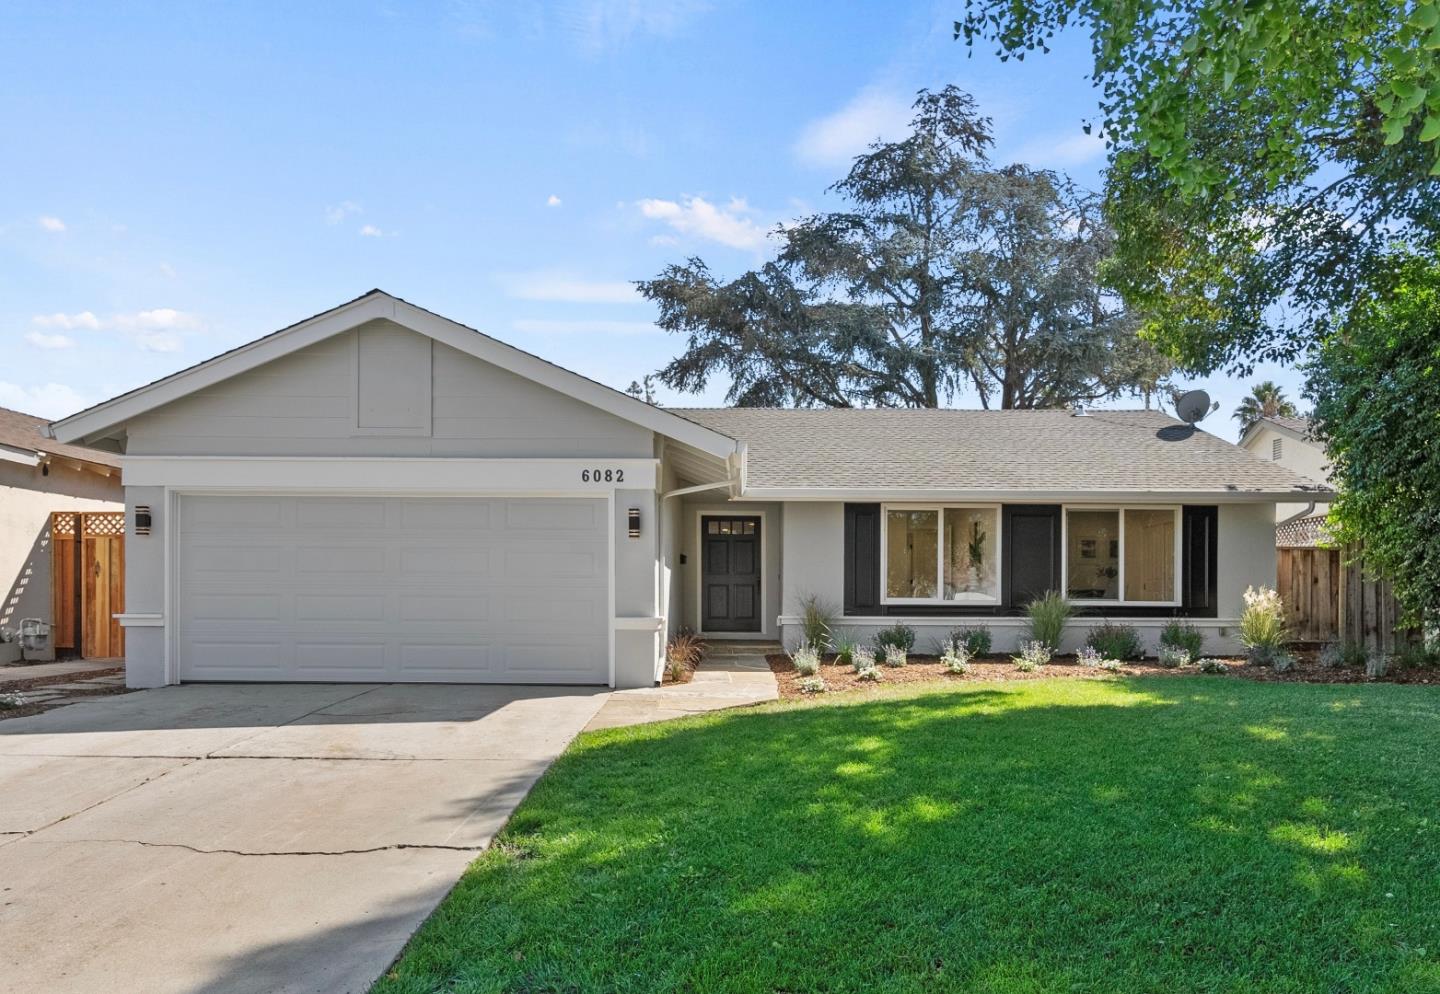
[49,291,1326,689]
[1238,414,1331,545]
[1,406,123,659]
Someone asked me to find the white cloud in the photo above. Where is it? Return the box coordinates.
[32,311,101,330]
[135,331,184,353]
[546,194,563,207]
[359,224,384,237]
[636,195,772,251]
[325,201,361,224]
[0,381,89,419]
[503,272,639,304]
[512,318,659,335]
[112,308,201,331]
[37,215,66,232]
[159,262,177,278]
[24,331,75,350]
[1010,129,1107,169]
[793,90,913,169]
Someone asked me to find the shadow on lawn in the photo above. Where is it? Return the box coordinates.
[375,677,1440,993]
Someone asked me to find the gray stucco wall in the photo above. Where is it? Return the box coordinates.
[0,461,123,660]
[776,499,1280,657]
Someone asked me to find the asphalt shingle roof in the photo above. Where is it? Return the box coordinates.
[0,406,120,468]
[671,407,1325,496]
[1261,414,1313,436]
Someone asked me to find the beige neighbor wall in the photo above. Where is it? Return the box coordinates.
[1241,424,1330,522]
[0,460,122,660]
[778,500,1279,657]
[119,320,660,688]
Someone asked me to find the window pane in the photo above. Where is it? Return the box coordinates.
[1067,510,1119,600]
[943,507,999,600]
[1125,509,1175,601]
[886,509,938,598]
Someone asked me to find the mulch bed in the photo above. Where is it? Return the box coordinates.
[766,651,1440,700]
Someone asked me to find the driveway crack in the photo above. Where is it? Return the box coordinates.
[56,838,486,856]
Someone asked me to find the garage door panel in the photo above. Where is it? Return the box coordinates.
[177,495,608,684]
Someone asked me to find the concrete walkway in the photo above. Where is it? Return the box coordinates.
[587,642,780,731]
[0,682,608,994]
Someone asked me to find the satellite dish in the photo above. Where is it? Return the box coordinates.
[1175,389,1215,425]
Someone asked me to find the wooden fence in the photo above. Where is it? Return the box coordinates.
[1277,543,1412,651]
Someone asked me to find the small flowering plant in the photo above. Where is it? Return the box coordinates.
[852,647,876,673]
[941,645,972,673]
[884,645,908,667]
[1013,640,1051,672]
[791,644,822,676]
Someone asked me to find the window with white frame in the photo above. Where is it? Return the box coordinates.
[883,505,1000,603]
[1064,507,1179,604]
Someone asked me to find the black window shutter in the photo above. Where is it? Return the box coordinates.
[843,504,880,614]
[1003,505,1062,608]
[1182,505,1219,616]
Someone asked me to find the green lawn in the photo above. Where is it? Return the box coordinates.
[375,678,1440,994]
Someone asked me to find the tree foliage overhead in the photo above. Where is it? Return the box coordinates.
[1306,250,1440,627]
[956,1,1440,372]
[1232,381,1301,434]
[638,86,1172,409]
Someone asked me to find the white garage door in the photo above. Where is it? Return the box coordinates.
[176,495,609,684]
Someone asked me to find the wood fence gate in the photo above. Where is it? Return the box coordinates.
[51,511,126,659]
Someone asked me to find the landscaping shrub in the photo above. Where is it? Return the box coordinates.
[851,647,876,673]
[1270,650,1297,674]
[941,645,971,674]
[1318,641,1368,668]
[855,665,882,682]
[1013,640,1051,672]
[1198,657,1228,674]
[883,645,908,667]
[1393,642,1439,669]
[1023,592,1071,652]
[797,593,836,651]
[1157,645,1190,669]
[1099,658,1124,672]
[790,644,822,676]
[874,624,916,653]
[1159,619,1205,659]
[1076,645,1103,668]
[664,629,705,681]
[1367,652,1390,679]
[832,632,858,668]
[1240,585,1289,661]
[1085,622,1142,661]
[798,676,828,694]
[946,626,992,657]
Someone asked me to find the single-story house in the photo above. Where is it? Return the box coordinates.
[1237,414,1332,546]
[48,291,1327,689]
[1,406,124,660]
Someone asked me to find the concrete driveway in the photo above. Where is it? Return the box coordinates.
[0,682,609,994]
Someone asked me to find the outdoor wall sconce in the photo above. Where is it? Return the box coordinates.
[628,507,641,538]
[134,505,152,536]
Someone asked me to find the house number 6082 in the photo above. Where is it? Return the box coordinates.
[581,469,623,483]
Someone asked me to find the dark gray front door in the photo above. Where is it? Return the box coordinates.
[701,516,761,632]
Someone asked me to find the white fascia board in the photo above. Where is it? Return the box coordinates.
[50,292,742,463]
[0,444,39,467]
[122,456,658,493]
[740,486,1332,503]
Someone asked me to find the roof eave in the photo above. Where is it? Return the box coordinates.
[736,486,1333,503]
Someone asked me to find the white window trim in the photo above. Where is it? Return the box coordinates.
[1061,504,1183,607]
[879,503,1003,606]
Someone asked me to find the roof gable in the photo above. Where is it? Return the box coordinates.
[50,290,739,460]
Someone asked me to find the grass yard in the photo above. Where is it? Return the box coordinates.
[375,678,1440,994]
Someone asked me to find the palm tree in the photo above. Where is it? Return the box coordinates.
[1233,381,1299,434]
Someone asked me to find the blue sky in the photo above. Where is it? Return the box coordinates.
[0,0,1303,437]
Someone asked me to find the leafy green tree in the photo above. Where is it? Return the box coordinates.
[1306,250,1440,627]
[1232,381,1300,434]
[638,87,1172,408]
[957,1,1440,371]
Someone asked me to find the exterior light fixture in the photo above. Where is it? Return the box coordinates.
[628,507,641,538]
[134,505,152,536]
